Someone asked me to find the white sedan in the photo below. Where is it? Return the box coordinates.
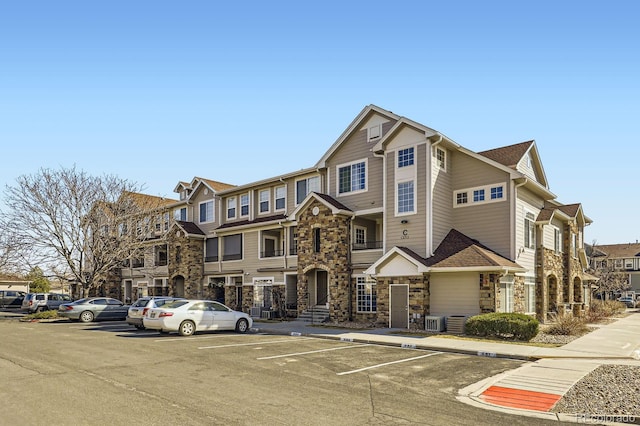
[143,299,252,336]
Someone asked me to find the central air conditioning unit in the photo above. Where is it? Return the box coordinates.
[250,307,262,318]
[446,316,467,334]
[424,316,445,332]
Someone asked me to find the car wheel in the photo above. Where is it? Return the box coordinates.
[178,320,195,336]
[79,311,95,323]
[135,324,145,330]
[235,318,249,333]
[36,307,44,313]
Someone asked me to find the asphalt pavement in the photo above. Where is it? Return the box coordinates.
[253,311,640,424]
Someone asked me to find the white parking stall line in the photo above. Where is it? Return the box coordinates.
[154,334,240,343]
[69,324,130,329]
[257,343,371,360]
[336,352,443,376]
[199,337,313,350]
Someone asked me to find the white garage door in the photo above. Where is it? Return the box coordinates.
[430,272,480,318]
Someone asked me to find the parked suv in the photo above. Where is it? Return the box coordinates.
[21,293,72,313]
[127,296,185,329]
[0,290,26,309]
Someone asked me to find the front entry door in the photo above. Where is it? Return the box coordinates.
[316,270,328,307]
[390,284,409,328]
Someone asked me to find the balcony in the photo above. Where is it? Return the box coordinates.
[261,249,285,258]
[352,241,383,251]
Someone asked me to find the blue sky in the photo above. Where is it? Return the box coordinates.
[1,1,638,245]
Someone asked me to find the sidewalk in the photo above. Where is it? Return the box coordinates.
[253,312,640,423]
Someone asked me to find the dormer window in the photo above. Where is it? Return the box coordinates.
[368,124,381,142]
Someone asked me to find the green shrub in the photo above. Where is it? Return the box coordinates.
[545,312,589,336]
[465,312,539,341]
[26,310,59,320]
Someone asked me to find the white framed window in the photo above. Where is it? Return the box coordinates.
[454,183,506,208]
[174,207,187,221]
[398,147,414,168]
[199,200,214,223]
[456,192,468,205]
[397,180,415,214]
[524,277,536,314]
[473,189,485,202]
[296,175,320,204]
[259,189,270,213]
[274,186,286,211]
[240,193,249,217]
[367,124,381,142]
[499,275,514,313]
[227,197,237,220]
[524,211,535,249]
[356,276,377,312]
[553,227,562,253]
[354,226,366,248]
[337,159,367,195]
[435,147,446,170]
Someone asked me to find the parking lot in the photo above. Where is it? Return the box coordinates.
[0,317,567,425]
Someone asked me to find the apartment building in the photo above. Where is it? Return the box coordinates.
[114,105,593,327]
[588,242,640,295]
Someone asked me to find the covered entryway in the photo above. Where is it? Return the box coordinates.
[316,270,328,307]
[430,272,480,318]
[390,284,409,328]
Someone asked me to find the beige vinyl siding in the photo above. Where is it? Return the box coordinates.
[384,149,427,257]
[430,273,480,317]
[515,188,542,271]
[325,127,384,210]
[451,153,511,258]
[431,146,453,250]
[516,153,538,183]
[543,217,564,251]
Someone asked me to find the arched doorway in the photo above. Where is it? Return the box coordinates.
[305,268,329,307]
[174,276,185,298]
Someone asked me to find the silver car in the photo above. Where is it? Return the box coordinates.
[58,297,129,323]
[126,296,185,329]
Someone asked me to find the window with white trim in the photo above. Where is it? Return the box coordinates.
[227,197,237,219]
[259,189,270,213]
[454,183,506,208]
[524,277,536,314]
[174,207,187,221]
[296,176,320,204]
[354,226,366,246]
[240,194,249,217]
[397,180,414,214]
[436,147,446,170]
[398,147,414,168]
[338,160,366,194]
[524,211,535,249]
[275,186,286,211]
[499,275,514,313]
[553,227,562,253]
[199,200,214,223]
[356,276,377,312]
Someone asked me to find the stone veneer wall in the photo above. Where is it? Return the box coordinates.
[539,247,564,322]
[479,273,498,313]
[296,199,351,322]
[375,276,428,329]
[166,230,204,299]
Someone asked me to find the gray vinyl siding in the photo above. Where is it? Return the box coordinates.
[543,217,564,251]
[431,146,453,250]
[515,188,543,271]
[190,188,218,234]
[451,153,511,258]
[324,127,384,211]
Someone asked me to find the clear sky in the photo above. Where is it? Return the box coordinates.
[1,1,638,245]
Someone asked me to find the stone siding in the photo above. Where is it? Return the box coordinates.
[166,230,204,299]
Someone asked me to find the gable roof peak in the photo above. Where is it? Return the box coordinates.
[477,140,535,168]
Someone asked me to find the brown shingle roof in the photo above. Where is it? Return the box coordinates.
[124,191,178,208]
[557,203,581,217]
[477,140,534,168]
[176,221,205,236]
[313,192,352,212]
[589,243,640,259]
[197,177,236,192]
[426,229,522,269]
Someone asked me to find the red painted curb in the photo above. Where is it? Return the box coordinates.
[480,385,562,411]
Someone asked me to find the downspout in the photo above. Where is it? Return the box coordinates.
[348,215,355,321]
[372,150,386,253]
[428,134,443,257]
[511,178,528,260]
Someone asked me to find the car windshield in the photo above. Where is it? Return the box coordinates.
[163,300,189,309]
[131,298,150,308]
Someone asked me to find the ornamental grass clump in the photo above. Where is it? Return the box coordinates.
[545,312,589,336]
[465,312,539,341]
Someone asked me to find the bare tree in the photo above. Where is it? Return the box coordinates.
[587,240,630,299]
[3,166,166,298]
